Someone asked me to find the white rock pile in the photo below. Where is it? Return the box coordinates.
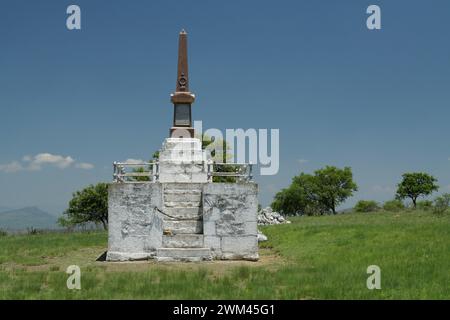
[257,230,268,242]
[257,207,291,225]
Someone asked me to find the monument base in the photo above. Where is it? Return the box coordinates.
[158,137,208,183]
[106,182,259,262]
[202,183,259,261]
[106,251,156,262]
[106,183,163,262]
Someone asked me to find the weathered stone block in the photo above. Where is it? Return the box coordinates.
[106,251,156,261]
[164,200,201,208]
[163,207,202,219]
[163,219,203,234]
[156,247,212,262]
[164,192,201,203]
[220,251,259,261]
[221,236,258,261]
[158,138,208,184]
[203,183,258,223]
[190,172,209,183]
[244,220,258,236]
[204,235,221,251]
[162,234,204,248]
[163,183,203,192]
[215,221,244,236]
[107,183,163,261]
[203,220,216,235]
[202,183,259,260]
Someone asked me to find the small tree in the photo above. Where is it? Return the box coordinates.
[313,166,358,214]
[271,173,324,216]
[59,183,108,230]
[383,199,405,212]
[416,200,433,211]
[271,166,357,215]
[354,200,379,213]
[395,173,439,209]
[433,193,450,214]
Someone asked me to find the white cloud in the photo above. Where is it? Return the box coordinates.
[0,153,93,173]
[124,158,145,164]
[30,153,75,170]
[75,162,94,170]
[0,161,24,173]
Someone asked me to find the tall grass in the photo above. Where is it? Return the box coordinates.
[0,211,449,299]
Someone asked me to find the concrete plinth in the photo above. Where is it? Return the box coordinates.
[158,138,208,183]
[202,183,259,261]
[106,183,163,261]
[107,139,259,262]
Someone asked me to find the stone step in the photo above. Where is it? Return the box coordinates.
[162,234,204,248]
[163,219,203,234]
[164,201,201,208]
[164,189,202,195]
[159,150,205,162]
[163,207,202,220]
[163,183,204,192]
[164,193,202,203]
[160,139,202,151]
[156,248,212,262]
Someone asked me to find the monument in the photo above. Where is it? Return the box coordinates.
[106,30,258,262]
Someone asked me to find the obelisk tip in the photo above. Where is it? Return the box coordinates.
[180,29,187,34]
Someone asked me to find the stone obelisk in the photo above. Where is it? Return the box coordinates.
[158,30,208,183]
[170,29,195,138]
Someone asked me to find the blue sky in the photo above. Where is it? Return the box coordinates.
[1,0,449,215]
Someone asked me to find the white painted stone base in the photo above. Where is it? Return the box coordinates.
[106,176,259,261]
[202,183,259,261]
[219,252,259,261]
[156,247,212,262]
[158,138,208,183]
[106,183,163,262]
[106,251,155,262]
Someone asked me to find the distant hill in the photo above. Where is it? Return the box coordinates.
[0,206,58,231]
[0,206,13,213]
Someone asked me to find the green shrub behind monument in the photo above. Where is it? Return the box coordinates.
[354,200,379,213]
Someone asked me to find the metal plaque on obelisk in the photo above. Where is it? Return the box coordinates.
[170,29,195,138]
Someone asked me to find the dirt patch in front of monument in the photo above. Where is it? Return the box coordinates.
[15,246,286,276]
[20,246,107,272]
[98,247,287,275]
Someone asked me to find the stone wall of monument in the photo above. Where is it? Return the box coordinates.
[106,181,259,262]
[107,183,163,261]
[202,183,259,261]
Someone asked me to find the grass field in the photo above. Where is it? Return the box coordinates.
[1,210,449,299]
